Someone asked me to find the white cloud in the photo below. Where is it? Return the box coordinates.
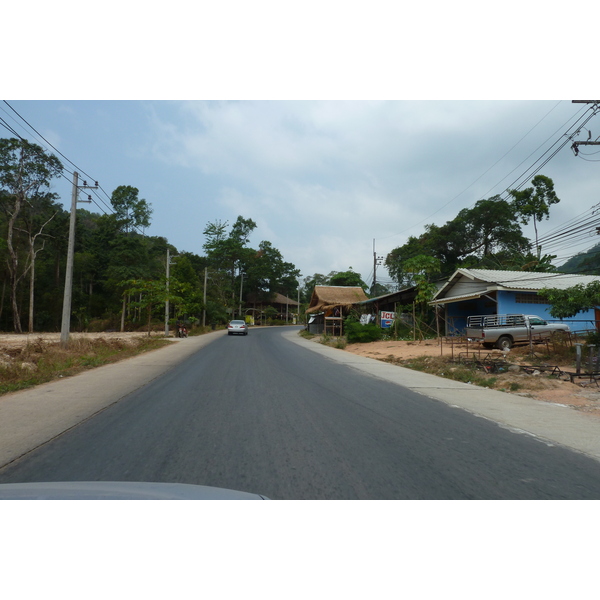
[137,99,600,283]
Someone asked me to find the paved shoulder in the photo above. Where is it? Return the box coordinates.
[0,332,224,467]
[284,330,600,462]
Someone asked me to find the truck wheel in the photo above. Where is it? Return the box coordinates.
[496,336,513,350]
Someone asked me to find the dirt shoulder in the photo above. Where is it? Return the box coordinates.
[333,337,600,417]
[0,331,158,348]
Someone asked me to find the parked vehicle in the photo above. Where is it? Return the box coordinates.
[227,319,248,336]
[465,314,570,350]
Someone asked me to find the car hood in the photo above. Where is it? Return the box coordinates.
[0,481,269,500]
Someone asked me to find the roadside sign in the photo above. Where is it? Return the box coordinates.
[380,311,395,329]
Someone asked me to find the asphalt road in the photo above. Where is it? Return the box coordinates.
[2,326,600,499]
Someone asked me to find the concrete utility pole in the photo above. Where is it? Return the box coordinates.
[371,239,383,296]
[238,271,245,319]
[164,249,179,337]
[202,267,207,328]
[60,172,96,348]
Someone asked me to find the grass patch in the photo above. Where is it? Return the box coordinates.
[384,355,503,389]
[0,336,172,396]
[299,330,316,340]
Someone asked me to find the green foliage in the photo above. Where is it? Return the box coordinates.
[301,269,368,303]
[0,138,64,332]
[0,138,63,195]
[585,330,600,347]
[345,321,383,343]
[0,135,297,332]
[540,281,600,319]
[385,195,531,285]
[264,306,278,319]
[509,174,560,255]
[510,175,559,226]
[110,185,152,232]
[329,268,368,290]
[403,255,440,305]
[559,243,600,275]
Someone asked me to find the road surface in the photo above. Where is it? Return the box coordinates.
[2,326,600,499]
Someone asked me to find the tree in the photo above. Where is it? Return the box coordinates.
[123,277,182,335]
[110,185,152,233]
[540,281,600,319]
[509,175,560,259]
[329,268,367,290]
[385,196,531,287]
[203,216,257,304]
[0,138,63,332]
[243,240,301,299]
[170,255,205,321]
[401,254,441,340]
[18,194,61,332]
[558,243,600,275]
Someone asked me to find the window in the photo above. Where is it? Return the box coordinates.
[528,317,547,325]
[515,293,546,305]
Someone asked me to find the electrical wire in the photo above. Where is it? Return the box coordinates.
[483,105,592,200]
[378,101,581,241]
[382,103,600,284]
[1,100,149,237]
[2,101,96,184]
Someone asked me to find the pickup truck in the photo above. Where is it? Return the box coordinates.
[465,314,570,350]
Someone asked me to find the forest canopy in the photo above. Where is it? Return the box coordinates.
[0,137,301,332]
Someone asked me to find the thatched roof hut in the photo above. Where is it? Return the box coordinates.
[306,286,369,314]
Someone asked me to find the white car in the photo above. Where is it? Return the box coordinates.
[227,320,248,336]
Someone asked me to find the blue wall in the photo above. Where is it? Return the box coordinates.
[446,297,495,333]
[446,291,597,333]
[498,291,596,330]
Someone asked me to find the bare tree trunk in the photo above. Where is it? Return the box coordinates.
[28,247,35,333]
[121,295,126,332]
[0,278,5,324]
[6,193,24,333]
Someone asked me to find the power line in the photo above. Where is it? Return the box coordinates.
[1,101,150,237]
[2,101,97,184]
[483,105,591,200]
[379,101,579,241]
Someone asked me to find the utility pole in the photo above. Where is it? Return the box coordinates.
[164,249,178,337]
[571,101,600,156]
[165,249,172,337]
[238,271,245,319]
[371,239,383,296]
[202,267,207,328]
[60,172,96,348]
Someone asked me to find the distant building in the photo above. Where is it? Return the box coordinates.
[245,292,299,324]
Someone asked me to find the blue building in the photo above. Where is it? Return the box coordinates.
[431,269,600,335]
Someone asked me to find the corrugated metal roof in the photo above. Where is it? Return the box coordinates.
[456,269,600,290]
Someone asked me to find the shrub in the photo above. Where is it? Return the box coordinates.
[585,330,600,347]
[335,337,347,349]
[345,322,383,344]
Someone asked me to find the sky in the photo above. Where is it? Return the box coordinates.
[4,3,600,294]
[2,99,600,290]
